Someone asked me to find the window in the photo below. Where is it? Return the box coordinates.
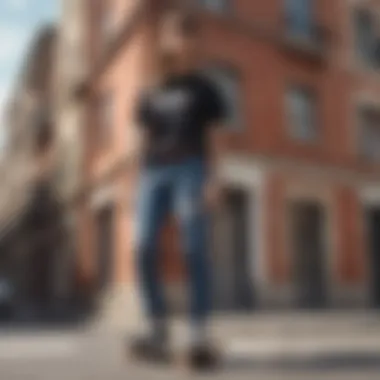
[199,0,230,13]
[285,0,313,38]
[353,9,379,69]
[95,93,114,149]
[358,107,380,162]
[286,86,317,142]
[205,66,243,130]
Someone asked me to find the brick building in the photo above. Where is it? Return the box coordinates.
[76,0,380,317]
[0,25,70,319]
[54,0,90,307]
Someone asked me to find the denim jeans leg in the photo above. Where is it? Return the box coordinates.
[135,168,171,320]
[173,159,211,323]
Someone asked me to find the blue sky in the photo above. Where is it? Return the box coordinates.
[0,0,59,126]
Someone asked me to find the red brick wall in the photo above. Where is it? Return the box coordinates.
[81,2,159,287]
[335,186,367,284]
[79,1,374,295]
[265,174,288,285]
[200,7,356,168]
[265,170,369,290]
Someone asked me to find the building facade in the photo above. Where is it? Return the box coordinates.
[0,25,68,320]
[54,0,90,306]
[76,0,380,318]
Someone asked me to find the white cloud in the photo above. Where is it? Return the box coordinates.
[7,0,29,11]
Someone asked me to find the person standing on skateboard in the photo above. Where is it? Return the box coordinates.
[130,5,226,367]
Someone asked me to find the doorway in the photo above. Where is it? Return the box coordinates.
[365,207,380,308]
[212,188,255,311]
[95,205,114,293]
[289,201,327,309]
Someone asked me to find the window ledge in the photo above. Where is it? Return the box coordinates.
[279,34,326,59]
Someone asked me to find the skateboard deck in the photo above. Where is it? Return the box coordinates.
[126,341,222,372]
[127,342,172,365]
[176,344,222,372]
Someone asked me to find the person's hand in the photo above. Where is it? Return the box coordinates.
[204,179,224,210]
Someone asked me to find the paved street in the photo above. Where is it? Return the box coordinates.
[0,312,380,380]
[0,331,379,380]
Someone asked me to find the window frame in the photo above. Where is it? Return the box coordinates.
[353,7,380,70]
[357,105,380,162]
[285,84,319,143]
[351,5,380,73]
[198,0,232,14]
[284,0,314,40]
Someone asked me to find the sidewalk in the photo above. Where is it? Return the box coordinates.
[95,310,380,368]
[0,311,379,379]
[210,311,380,367]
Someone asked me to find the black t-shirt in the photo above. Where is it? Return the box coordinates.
[136,71,226,165]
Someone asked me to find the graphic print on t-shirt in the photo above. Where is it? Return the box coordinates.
[152,88,192,115]
[137,72,226,165]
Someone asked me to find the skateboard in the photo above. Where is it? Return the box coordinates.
[126,339,222,372]
[175,344,222,372]
[127,340,172,365]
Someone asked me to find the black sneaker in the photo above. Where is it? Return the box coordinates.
[127,334,171,363]
[180,342,221,371]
